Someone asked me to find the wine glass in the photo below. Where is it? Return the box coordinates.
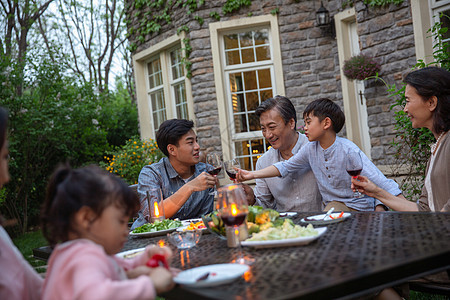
[217,184,254,265]
[224,158,240,183]
[346,150,363,198]
[206,152,222,195]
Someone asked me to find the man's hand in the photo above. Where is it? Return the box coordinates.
[241,183,256,205]
[185,172,216,192]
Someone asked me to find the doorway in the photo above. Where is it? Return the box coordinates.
[335,8,372,159]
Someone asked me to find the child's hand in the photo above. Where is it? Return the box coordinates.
[126,266,153,279]
[149,267,175,294]
[236,169,254,182]
[145,245,172,263]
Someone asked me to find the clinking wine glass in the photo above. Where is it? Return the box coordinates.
[346,150,363,198]
[217,184,254,265]
[224,158,240,183]
[206,152,223,195]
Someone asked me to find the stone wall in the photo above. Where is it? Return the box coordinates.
[125,0,417,167]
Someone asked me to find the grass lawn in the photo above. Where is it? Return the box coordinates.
[12,231,447,299]
[12,229,48,274]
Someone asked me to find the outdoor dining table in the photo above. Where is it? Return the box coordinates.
[122,211,450,300]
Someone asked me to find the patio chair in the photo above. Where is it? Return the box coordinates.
[408,270,450,296]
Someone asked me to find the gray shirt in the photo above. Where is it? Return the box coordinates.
[131,157,214,230]
[254,133,323,212]
[275,137,401,211]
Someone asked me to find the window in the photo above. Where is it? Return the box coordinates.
[210,15,285,171]
[146,46,189,134]
[430,0,450,55]
[132,33,193,140]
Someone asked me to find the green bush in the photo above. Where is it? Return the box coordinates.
[98,79,139,148]
[100,137,164,185]
[0,55,112,233]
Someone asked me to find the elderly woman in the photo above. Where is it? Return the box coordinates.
[0,107,44,299]
[353,66,450,212]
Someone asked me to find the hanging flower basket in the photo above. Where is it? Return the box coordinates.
[343,54,381,81]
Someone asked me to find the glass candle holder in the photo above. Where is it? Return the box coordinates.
[147,188,165,222]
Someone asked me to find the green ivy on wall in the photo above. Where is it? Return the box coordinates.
[125,0,255,78]
[342,0,404,8]
[363,0,403,6]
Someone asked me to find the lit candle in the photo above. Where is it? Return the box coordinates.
[154,202,160,218]
[231,203,238,216]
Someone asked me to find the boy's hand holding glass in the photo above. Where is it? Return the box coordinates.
[235,168,255,182]
[224,159,241,182]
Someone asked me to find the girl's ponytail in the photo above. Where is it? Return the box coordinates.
[41,164,72,246]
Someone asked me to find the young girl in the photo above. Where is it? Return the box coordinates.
[0,107,44,299]
[41,164,175,299]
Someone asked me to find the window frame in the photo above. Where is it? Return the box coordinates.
[209,14,285,165]
[132,33,194,140]
[411,0,450,64]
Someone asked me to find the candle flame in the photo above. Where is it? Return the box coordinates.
[231,203,238,216]
[154,202,160,217]
[158,240,165,247]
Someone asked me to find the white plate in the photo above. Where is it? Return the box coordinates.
[174,263,249,287]
[176,225,208,232]
[129,227,178,238]
[116,247,146,259]
[241,227,327,249]
[300,212,351,225]
[279,212,298,217]
[181,218,203,226]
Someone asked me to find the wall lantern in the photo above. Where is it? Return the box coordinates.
[316,1,335,38]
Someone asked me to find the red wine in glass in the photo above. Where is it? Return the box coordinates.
[208,167,222,176]
[224,159,240,182]
[221,213,247,227]
[346,151,363,198]
[225,169,237,180]
[347,169,362,177]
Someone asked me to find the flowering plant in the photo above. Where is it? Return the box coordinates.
[343,54,381,81]
[100,136,164,185]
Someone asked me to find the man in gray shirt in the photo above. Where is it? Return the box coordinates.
[244,96,322,212]
[131,119,217,229]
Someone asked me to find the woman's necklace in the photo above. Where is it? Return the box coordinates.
[431,131,447,155]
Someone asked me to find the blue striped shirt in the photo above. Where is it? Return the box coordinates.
[274,137,401,211]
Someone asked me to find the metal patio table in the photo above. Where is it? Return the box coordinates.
[122,211,450,300]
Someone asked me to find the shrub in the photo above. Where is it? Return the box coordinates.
[100,137,164,185]
[0,55,111,233]
[343,54,381,81]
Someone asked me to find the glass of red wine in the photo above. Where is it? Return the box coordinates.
[224,158,240,183]
[217,184,254,265]
[346,150,363,198]
[206,152,222,195]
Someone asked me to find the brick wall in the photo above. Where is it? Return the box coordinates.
[125,0,417,166]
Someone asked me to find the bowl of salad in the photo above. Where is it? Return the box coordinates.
[201,206,281,240]
[130,219,183,237]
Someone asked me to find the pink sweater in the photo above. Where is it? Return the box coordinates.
[42,239,156,300]
[0,226,44,300]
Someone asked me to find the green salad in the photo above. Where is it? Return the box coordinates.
[132,219,182,233]
[246,219,318,241]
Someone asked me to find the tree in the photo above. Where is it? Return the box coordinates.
[38,0,128,93]
[0,0,54,95]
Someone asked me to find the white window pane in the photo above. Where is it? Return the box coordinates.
[234,138,270,171]
[170,47,184,80]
